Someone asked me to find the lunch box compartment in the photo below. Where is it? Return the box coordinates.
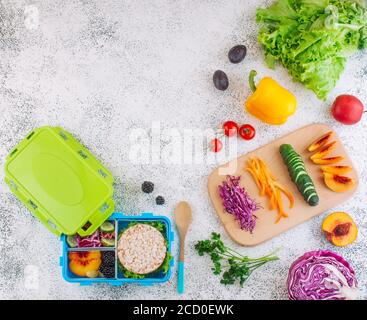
[116,217,171,281]
[66,220,117,249]
[60,213,174,286]
[66,249,116,280]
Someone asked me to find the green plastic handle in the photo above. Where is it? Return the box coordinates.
[178,261,184,294]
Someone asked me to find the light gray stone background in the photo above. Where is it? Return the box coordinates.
[0,0,366,300]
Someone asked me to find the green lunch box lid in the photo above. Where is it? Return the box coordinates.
[4,126,115,237]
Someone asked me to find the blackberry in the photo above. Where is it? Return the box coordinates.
[102,251,115,266]
[100,264,115,278]
[142,181,154,193]
[155,196,165,205]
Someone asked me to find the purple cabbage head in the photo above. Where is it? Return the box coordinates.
[287,250,358,300]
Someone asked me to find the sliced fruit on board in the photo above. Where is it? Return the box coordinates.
[322,212,358,247]
[323,173,355,192]
[208,124,358,247]
[321,165,352,175]
[312,156,344,165]
[310,141,337,160]
[307,131,333,152]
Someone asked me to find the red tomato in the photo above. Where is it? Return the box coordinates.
[222,121,238,137]
[209,138,223,153]
[239,124,255,140]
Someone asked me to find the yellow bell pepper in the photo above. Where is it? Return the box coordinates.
[245,70,297,125]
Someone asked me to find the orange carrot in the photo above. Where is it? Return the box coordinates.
[246,157,294,223]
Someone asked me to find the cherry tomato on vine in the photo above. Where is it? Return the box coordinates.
[239,124,255,140]
[222,121,239,137]
[209,138,223,153]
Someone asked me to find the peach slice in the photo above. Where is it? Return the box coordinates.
[68,251,101,261]
[312,156,344,165]
[68,251,102,277]
[69,258,101,277]
[310,141,337,160]
[308,131,333,152]
[321,165,352,175]
[323,172,355,192]
[322,212,358,247]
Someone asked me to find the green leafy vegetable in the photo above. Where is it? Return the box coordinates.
[126,221,166,233]
[256,0,367,99]
[195,233,279,287]
[118,264,146,279]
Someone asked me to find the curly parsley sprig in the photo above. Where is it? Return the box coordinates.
[195,232,279,286]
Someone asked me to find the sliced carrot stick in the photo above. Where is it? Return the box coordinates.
[274,182,294,209]
[246,157,294,223]
[246,168,261,187]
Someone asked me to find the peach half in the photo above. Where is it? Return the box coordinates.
[68,251,102,277]
[322,212,358,247]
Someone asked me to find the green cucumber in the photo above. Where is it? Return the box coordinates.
[100,221,115,233]
[66,235,78,248]
[279,144,319,206]
[101,238,115,247]
[290,163,306,176]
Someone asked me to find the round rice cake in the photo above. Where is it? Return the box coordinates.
[117,223,167,275]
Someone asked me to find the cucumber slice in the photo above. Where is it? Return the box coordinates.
[101,238,115,247]
[303,185,315,194]
[287,155,302,166]
[294,170,307,183]
[66,235,78,248]
[283,151,298,162]
[100,221,115,233]
[308,195,319,206]
[290,162,306,175]
[279,144,293,155]
[279,144,319,206]
[288,156,303,166]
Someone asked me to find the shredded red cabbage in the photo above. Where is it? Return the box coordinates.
[76,230,102,247]
[100,232,115,239]
[218,175,259,233]
[75,227,116,248]
[287,250,359,300]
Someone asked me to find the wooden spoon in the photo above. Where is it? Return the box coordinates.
[174,201,192,294]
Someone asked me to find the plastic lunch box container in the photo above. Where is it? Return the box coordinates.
[61,212,174,286]
[4,126,174,286]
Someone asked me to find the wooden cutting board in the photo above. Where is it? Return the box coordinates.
[208,124,358,246]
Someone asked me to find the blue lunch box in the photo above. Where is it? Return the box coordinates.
[60,212,174,286]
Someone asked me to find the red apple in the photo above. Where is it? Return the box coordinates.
[331,95,364,125]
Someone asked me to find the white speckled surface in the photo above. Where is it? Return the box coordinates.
[0,0,366,300]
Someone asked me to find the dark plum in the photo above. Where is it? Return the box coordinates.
[213,70,229,91]
[228,45,247,64]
